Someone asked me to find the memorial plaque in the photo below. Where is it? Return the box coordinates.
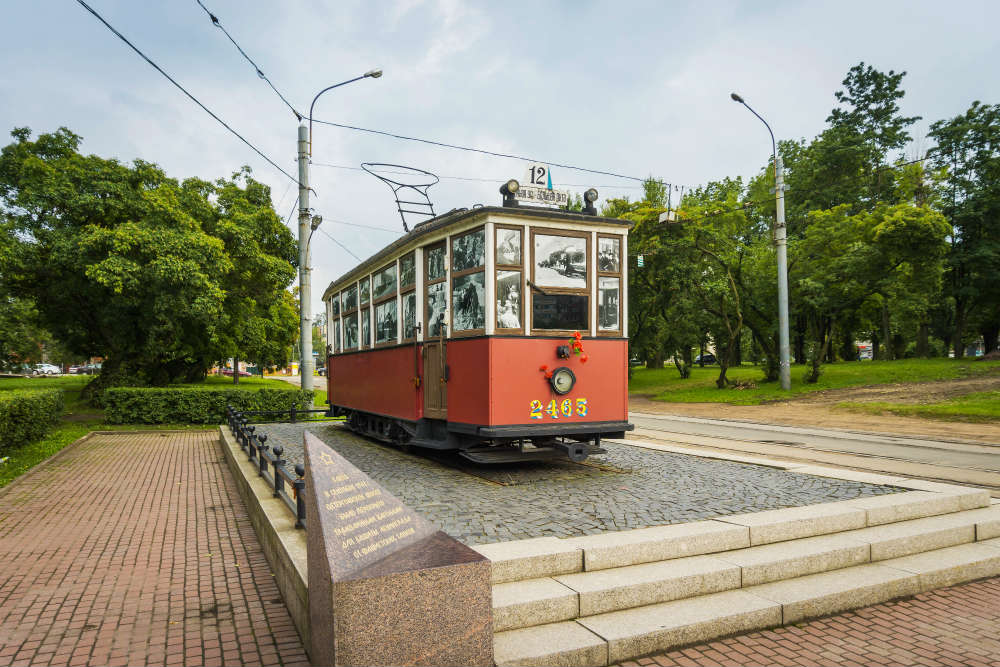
[304,432,493,666]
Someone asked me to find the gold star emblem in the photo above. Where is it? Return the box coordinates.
[318,451,335,466]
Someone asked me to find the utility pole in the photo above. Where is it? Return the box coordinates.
[774,156,791,390]
[731,92,791,390]
[297,123,313,395]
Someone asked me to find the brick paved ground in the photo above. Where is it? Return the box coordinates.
[259,423,901,545]
[0,431,309,667]
[618,576,1000,667]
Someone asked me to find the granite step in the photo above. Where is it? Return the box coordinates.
[493,537,1000,666]
[491,506,1000,631]
[477,488,991,585]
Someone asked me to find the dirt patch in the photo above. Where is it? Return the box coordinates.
[630,373,1000,444]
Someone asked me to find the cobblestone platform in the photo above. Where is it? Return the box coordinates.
[258,423,902,545]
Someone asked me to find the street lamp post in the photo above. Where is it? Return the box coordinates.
[297,69,381,395]
[731,92,791,390]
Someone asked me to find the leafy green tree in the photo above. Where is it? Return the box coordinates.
[928,101,1000,355]
[0,127,298,391]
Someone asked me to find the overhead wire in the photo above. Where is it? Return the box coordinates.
[194,0,304,121]
[310,162,646,189]
[310,118,656,184]
[316,226,362,261]
[74,0,302,187]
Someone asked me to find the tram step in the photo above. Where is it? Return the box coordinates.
[459,447,562,464]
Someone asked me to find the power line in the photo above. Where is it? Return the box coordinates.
[194,0,303,121]
[310,162,646,189]
[316,226,362,261]
[74,0,302,186]
[311,118,656,184]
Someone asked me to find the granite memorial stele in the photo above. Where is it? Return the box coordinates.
[303,431,493,666]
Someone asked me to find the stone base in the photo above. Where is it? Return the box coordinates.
[332,532,493,666]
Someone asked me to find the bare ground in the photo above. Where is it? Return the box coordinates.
[630,373,1000,444]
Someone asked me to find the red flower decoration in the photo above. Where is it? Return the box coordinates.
[539,364,548,371]
[580,355,589,364]
[573,331,583,341]
[544,371,553,379]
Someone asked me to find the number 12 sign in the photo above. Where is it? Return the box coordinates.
[524,163,551,189]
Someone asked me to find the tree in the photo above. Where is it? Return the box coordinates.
[0,127,298,390]
[929,102,1000,356]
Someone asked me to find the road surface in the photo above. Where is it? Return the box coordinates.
[627,411,1000,493]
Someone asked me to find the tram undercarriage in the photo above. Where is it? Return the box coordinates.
[336,407,629,463]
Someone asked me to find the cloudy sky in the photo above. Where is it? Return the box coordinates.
[2,1,998,315]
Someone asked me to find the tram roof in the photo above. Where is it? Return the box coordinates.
[323,205,632,300]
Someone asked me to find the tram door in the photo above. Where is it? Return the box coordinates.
[423,242,448,420]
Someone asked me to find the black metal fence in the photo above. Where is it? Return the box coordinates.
[236,405,337,424]
[226,405,307,528]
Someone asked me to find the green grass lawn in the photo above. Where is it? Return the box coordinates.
[0,374,322,489]
[836,390,1000,423]
[629,358,1000,406]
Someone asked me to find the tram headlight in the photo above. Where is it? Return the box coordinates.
[550,366,576,395]
[582,188,599,216]
[500,179,520,207]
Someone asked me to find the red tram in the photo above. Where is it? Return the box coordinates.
[323,187,632,463]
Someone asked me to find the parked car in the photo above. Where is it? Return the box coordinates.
[317,366,327,376]
[628,356,643,367]
[221,369,251,377]
[694,353,716,366]
[81,362,102,375]
[67,365,85,374]
[32,363,61,375]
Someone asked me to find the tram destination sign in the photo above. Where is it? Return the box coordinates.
[514,162,570,207]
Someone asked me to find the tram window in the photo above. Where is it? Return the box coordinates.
[372,264,397,301]
[496,270,522,330]
[534,234,587,289]
[452,272,485,331]
[333,318,341,354]
[530,229,590,333]
[532,294,588,331]
[598,277,620,331]
[359,277,370,306]
[597,234,623,335]
[426,246,446,281]
[452,228,485,272]
[375,300,397,345]
[400,253,416,289]
[496,227,521,266]
[495,225,524,333]
[426,282,447,337]
[361,308,371,348]
[402,291,417,340]
[425,241,448,338]
[598,237,621,273]
[343,312,359,349]
[331,293,340,317]
[342,285,357,313]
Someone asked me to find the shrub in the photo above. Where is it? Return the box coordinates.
[0,389,65,453]
[103,387,314,424]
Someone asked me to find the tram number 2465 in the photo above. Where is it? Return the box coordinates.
[530,398,589,420]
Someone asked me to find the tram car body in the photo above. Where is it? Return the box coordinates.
[323,202,633,463]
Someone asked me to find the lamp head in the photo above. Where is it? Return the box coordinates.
[730,92,744,104]
[310,215,323,231]
[500,179,520,207]
[365,68,383,79]
[581,188,598,216]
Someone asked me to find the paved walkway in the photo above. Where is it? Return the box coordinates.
[0,431,309,667]
[619,576,1000,667]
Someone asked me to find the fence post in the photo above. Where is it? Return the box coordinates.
[294,463,306,528]
[247,426,256,461]
[272,445,285,498]
[290,405,297,423]
[258,434,268,477]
